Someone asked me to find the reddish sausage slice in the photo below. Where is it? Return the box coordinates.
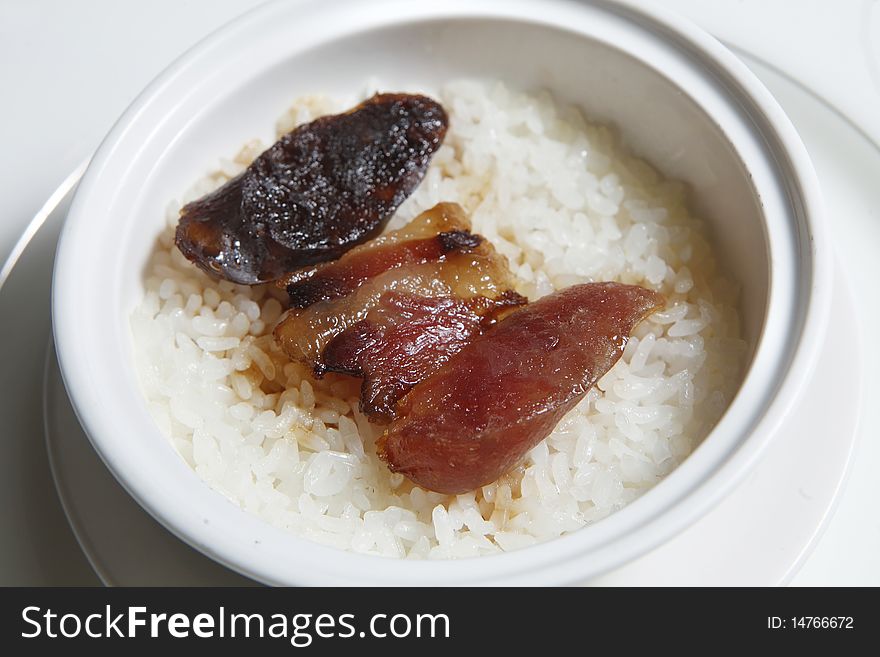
[322,290,525,422]
[377,283,664,494]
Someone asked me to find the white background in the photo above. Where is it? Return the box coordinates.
[1,0,877,585]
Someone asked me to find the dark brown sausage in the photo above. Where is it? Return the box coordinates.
[176,94,448,284]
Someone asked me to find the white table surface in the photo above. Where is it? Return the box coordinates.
[2,0,877,586]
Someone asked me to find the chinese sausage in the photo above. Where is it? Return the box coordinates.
[273,203,664,494]
[322,290,525,422]
[273,203,526,418]
[175,94,448,284]
[377,283,665,494]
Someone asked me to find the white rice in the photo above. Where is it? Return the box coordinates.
[131,80,746,559]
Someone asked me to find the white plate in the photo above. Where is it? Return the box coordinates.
[740,49,880,585]
[29,50,863,585]
[0,166,97,585]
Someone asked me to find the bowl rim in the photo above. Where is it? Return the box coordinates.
[52,0,831,585]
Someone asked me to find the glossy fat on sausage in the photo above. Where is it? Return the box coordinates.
[273,204,518,371]
[279,203,481,308]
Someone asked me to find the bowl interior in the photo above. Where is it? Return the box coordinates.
[55,0,816,585]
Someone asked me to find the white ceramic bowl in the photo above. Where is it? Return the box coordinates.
[53,0,830,585]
